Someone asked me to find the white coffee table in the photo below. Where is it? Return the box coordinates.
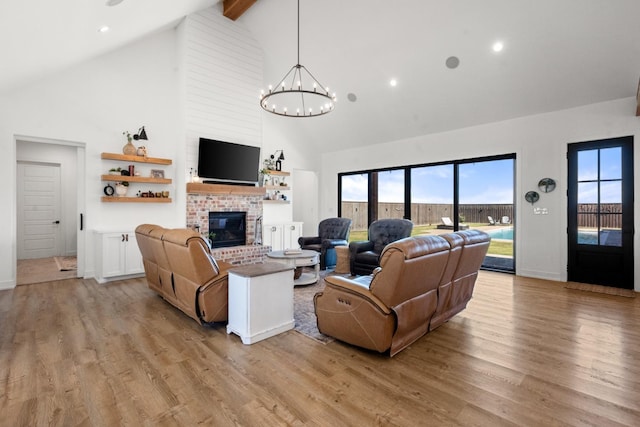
[266,249,320,285]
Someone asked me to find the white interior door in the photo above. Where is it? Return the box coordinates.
[17,162,62,259]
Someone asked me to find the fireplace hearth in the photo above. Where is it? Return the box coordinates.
[209,211,246,248]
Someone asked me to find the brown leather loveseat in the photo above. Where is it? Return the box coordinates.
[314,230,490,356]
[135,224,232,324]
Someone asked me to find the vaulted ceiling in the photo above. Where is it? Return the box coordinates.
[2,1,639,153]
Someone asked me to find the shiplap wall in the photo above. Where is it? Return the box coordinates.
[182,8,263,172]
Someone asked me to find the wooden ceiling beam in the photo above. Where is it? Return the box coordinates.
[223,0,256,21]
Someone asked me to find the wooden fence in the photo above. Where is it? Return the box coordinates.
[341,202,622,231]
[341,202,514,231]
[577,203,622,228]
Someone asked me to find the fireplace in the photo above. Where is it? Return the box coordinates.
[209,211,246,248]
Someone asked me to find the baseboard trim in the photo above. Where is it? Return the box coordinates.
[0,280,16,290]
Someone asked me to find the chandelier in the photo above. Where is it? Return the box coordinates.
[260,0,336,117]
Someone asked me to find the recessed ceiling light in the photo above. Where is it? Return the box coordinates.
[445,56,460,69]
[492,41,504,53]
[106,0,124,6]
[98,25,110,33]
[389,79,398,87]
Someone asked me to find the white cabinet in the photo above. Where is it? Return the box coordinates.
[227,263,295,344]
[94,231,144,283]
[263,222,303,251]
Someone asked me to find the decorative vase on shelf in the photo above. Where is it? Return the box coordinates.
[122,131,136,155]
[115,184,128,197]
[123,140,136,155]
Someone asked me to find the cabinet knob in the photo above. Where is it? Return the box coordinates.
[271,226,277,232]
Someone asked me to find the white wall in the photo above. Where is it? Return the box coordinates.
[0,29,184,289]
[181,8,263,175]
[320,97,640,289]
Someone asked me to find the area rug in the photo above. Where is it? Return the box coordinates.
[293,270,351,344]
[565,282,636,298]
[54,256,77,271]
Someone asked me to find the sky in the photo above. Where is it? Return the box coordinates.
[341,158,515,204]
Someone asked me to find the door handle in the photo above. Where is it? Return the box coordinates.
[53,220,60,224]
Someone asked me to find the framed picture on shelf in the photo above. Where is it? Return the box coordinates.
[151,169,164,178]
[271,177,280,186]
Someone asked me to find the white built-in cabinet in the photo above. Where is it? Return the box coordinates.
[94,230,144,283]
[262,222,303,251]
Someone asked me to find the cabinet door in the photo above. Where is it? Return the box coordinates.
[101,233,127,277]
[124,233,144,274]
[283,222,303,249]
[263,224,284,251]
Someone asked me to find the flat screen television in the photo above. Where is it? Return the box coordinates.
[197,138,260,184]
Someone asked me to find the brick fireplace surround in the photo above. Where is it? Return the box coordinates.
[186,185,271,265]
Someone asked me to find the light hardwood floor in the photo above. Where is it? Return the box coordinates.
[1,272,639,426]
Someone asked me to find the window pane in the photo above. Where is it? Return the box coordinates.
[577,214,597,245]
[458,159,514,271]
[600,147,622,180]
[577,182,597,204]
[577,150,598,181]
[377,169,404,220]
[600,181,621,204]
[410,164,453,227]
[341,173,368,238]
[600,214,622,247]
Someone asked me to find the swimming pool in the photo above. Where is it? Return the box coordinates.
[487,228,514,240]
[487,228,604,244]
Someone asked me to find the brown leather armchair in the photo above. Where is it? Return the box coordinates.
[298,217,352,269]
[349,218,413,275]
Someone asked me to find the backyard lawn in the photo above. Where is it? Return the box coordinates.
[348,223,513,257]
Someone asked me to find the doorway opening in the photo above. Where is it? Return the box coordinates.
[15,137,85,286]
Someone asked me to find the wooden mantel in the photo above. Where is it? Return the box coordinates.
[187,182,265,196]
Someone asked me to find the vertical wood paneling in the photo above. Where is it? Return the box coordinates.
[182,8,263,171]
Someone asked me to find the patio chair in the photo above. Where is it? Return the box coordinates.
[488,216,496,225]
[501,216,511,224]
[436,217,455,230]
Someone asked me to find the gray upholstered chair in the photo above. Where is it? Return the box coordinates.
[298,217,352,269]
[349,218,413,275]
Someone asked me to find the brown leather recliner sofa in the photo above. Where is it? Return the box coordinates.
[135,224,232,324]
[314,229,490,356]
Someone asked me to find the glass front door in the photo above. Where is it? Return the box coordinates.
[568,136,634,288]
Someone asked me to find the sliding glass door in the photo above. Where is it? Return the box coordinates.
[338,154,515,272]
[458,158,514,271]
